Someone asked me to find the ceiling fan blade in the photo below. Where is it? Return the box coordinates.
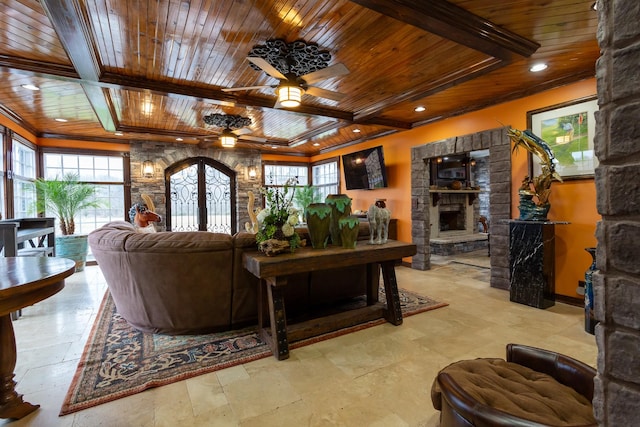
[233,127,253,136]
[247,57,287,80]
[300,63,349,84]
[239,134,267,143]
[221,85,274,92]
[305,86,347,101]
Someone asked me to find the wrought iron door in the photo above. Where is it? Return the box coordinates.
[165,157,236,233]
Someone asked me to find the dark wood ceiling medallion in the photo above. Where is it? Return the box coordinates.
[248,39,333,77]
[203,114,252,130]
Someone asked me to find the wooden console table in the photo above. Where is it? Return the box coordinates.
[243,240,417,360]
[0,257,75,419]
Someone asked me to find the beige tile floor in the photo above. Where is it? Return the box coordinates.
[3,251,597,426]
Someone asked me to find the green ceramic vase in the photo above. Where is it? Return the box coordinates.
[305,203,332,249]
[338,215,360,249]
[325,194,352,246]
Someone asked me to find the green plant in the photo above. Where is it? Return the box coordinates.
[256,178,301,251]
[293,185,322,216]
[35,173,102,235]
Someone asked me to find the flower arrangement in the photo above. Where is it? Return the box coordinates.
[256,178,301,253]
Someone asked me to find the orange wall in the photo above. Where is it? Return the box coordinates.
[307,79,599,298]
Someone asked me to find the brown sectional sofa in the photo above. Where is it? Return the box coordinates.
[89,221,372,335]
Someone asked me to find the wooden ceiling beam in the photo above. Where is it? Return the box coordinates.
[349,0,539,59]
[39,0,116,131]
[0,55,79,80]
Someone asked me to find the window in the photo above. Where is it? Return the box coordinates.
[263,163,309,211]
[12,139,36,219]
[262,160,339,213]
[43,153,125,234]
[312,158,339,201]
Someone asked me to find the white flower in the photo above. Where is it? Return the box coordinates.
[287,214,299,226]
[256,208,269,225]
[282,223,295,237]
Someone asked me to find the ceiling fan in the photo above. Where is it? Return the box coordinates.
[198,113,266,148]
[222,39,349,107]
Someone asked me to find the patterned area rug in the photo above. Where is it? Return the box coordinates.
[60,288,447,416]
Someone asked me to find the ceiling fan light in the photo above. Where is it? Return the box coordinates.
[220,129,237,147]
[278,85,304,107]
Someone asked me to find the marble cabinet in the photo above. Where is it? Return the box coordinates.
[508,221,566,309]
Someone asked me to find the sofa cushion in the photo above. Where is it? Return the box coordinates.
[124,230,232,253]
[432,358,595,426]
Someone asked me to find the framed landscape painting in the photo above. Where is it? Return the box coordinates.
[527,96,598,180]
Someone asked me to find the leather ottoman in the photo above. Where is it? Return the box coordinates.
[431,343,597,427]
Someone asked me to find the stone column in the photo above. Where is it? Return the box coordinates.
[593,0,640,424]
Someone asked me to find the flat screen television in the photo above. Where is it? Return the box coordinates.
[437,155,467,181]
[342,146,389,190]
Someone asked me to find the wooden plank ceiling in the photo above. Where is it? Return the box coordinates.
[0,0,598,155]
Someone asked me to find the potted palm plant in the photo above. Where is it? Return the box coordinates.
[293,185,322,220]
[35,173,102,271]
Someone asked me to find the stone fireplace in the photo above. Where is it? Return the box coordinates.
[411,127,512,289]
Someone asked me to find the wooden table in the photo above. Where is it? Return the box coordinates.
[0,257,75,419]
[243,240,417,360]
[0,218,56,257]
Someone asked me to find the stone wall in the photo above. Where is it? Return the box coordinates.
[411,127,511,289]
[473,156,490,223]
[593,0,640,423]
[129,141,262,233]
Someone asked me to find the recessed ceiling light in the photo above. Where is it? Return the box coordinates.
[529,63,548,72]
[313,142,320,146]
[353,128,361,133]
[114,132,123,136]
[54,118,67,122]
[21,84,40,91]
[414,106,426,112]
[271,145,278,149]
[176,137,183,141]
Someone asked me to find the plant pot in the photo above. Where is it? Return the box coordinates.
[325,194,352,246]
[305,203,332,249]
[55,234,89,272]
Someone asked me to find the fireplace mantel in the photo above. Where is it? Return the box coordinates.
[430,189,481,207]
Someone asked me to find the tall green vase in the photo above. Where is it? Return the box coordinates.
[325,194,352,246]
[339,216,360,249]
[305,203,332,249]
